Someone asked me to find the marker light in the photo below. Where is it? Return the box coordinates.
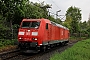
[19,32,25,35]
[32,32,38,36]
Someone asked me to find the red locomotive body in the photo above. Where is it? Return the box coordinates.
[18,18,69,52]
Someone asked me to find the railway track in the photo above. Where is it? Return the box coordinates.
[0,49,20,60]
[0,41,77,60]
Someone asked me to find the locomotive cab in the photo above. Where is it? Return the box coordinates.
[18,19,42,52]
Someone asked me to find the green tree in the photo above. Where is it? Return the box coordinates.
[63,16,72,30]
[0,0,29,28]
[79,21,89,37]
[23,2,44,19]
[87,15,90,27]
[0,0,29,39]
[86,16,90,37]
[65,6,82,34]
[80,21,87,30]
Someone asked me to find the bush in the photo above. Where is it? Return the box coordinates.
[0,39,18,47]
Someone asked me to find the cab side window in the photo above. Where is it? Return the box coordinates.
[46,23,48,29]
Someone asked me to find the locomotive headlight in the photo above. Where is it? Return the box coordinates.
[32,32,38,36]
[18,32,25,35]
[32,38,38,40]
[19,37,22,39]
[34,38,38,40]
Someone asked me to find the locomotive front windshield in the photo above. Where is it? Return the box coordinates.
[21,21,40,28]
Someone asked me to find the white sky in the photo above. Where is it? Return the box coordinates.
[30,0,90,22]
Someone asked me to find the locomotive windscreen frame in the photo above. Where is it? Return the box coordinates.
[21,21,40,29]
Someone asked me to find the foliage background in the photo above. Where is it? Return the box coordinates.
[0,0,90,39]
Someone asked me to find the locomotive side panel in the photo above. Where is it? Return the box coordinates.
[55,26,57,40]
[51,25,55,40]
[65,29,68,39]
[37,19,45,46]
[64,29,69,40]
[45,24,52,41]
[41,19,52,45]
[43,23,49,43]
[60,28,64,40]
[57,27,60,40]
[63,29,65,40]
[67,30,69,39]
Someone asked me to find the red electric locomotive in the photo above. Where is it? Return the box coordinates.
[18,18,69,53]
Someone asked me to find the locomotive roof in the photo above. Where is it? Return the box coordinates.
[22,18,51,24]
[22,19,41,21]
[50,21,69,30]
[22,19,69,30]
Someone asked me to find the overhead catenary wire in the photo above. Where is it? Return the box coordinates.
[38,0,40,2]
[37,0,55,18]
[49,10,56,15]
[37,0,41,3]
[36,0,65,20]
[50,0,61,9]
[37,0,66,21]
[37,0,56,15]
[36,0,61,15]
[33,0,50,18]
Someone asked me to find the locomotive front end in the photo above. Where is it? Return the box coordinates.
[18,19,41,52]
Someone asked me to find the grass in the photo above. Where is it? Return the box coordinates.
[50,39,90,60]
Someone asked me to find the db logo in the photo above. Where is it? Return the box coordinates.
[26,32,30,35]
